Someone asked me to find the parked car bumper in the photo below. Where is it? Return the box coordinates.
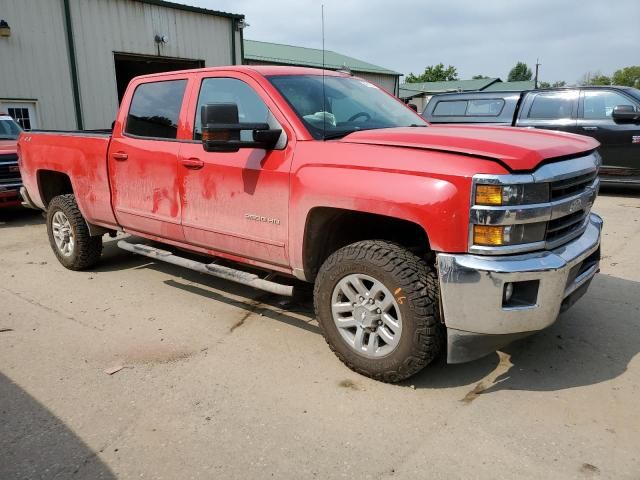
[599,166,640,185]
[0,183,23,208]
[436,213,603,363]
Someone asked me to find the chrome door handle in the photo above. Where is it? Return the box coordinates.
[581,126,598,131]
[182,158,204,169]
[112,151,128,161]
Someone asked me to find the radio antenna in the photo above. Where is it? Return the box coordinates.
[321,4,326,139]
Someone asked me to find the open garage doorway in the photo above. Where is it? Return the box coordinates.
[114,53,204,102]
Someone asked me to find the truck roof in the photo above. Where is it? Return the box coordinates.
[131,65,351,82]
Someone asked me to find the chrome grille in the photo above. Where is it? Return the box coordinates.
[470,152,601,255]
[550,171,598,200]
[546,209,589,244]
[0,153,21,186]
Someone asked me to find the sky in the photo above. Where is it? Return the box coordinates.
[180,0,639,84]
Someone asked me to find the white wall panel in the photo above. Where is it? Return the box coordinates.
[70,0,239,129]
[356,72,398,95]
[0,0,77,130]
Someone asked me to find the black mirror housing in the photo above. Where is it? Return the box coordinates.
[201,103,282,152]
[612,105,640,124]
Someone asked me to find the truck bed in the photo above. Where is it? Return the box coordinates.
[18,130,118,229]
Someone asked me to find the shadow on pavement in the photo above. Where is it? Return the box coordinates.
[0,207,44,228]
[598,184,640,197]
[412,273,640,393]
[95,238,640,394]
[0,372,116,479]
[94,237,320,335]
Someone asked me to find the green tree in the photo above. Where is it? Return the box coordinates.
[507,62,533,82]
[406,63,458,83]
[589,75,611,86]
[472,75,489,79]
[612,66,640,87]
[539,80,567,89]
[581,71,611,86]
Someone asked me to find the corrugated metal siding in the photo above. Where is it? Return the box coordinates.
[0,0,77,130]
[355,72,397,95]
[70,0,239,129]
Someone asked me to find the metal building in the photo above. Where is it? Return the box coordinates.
[0,0,245,130]
[243,40,401,95]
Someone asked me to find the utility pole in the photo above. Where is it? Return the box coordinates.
[534,57,541,89]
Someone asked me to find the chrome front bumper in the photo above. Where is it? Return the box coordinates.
[437,213,603,363]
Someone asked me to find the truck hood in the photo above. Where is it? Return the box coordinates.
[0,140,18,154]
[339,125,599,172]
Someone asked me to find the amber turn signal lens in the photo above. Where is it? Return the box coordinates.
[473,225,505,246]
[475,185,503,206]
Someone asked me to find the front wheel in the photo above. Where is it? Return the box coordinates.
[46,194,103,270]
[314,240,442,383]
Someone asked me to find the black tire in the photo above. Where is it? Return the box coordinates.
[46,194,103,270]
[314,240,442,383]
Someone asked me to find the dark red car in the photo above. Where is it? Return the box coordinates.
[0,113,23,208]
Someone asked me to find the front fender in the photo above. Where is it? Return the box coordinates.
[287,142,506,273]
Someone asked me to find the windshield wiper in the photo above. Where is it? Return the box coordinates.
[408,124,427,127]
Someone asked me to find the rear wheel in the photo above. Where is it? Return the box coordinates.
[314,240,442,383]
[46,194,102,270]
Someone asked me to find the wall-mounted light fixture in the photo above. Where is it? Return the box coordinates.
[154,34,168,44]
[0,20,11,37]
[236,19,249,31]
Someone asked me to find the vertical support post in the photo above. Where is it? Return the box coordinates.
[230,19,237,65]
[62,0,83,129]
[239,20,245,65]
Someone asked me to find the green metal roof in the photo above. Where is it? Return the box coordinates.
[243,40,401,76]
[399,88,426,100]
[133,0,244,20]
[400,78,500,95]
[483,80,535,91]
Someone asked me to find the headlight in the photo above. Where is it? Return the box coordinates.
[475,184,549,206]
[473,223,546,247]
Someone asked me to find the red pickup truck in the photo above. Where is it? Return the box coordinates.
[18,66,603,382]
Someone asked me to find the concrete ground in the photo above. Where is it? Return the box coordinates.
[1,189,639,480]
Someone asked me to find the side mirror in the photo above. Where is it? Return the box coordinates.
[201,103,282,152]
[408,104,418,112]
[612,104,640,124]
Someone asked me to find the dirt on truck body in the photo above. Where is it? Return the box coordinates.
[18,65,602,382]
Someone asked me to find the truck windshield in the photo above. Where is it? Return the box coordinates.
[0,115,22,140]
[269,75,427,140]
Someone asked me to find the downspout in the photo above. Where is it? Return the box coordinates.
[239,20,245,65]
[62,0,83,129]
[230,19,237,65]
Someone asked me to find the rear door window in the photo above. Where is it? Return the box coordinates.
[433,100,467,116]
[125,80,187,139]
[527,92,576,119]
